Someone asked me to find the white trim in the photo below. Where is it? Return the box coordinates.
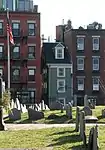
[76,35,86,37]
[92,56,100,58]
[0,20,3,22]
[76,76,85,78]
[55,43,65,48]
[58,98,66,105]
[76,56,85,58]
[28,44,36,46]
[0,43,4,46]
[57,79,65,93]
[27,66,36,69]
[57,67,65,77]
[92,36,100,38]
[47,64,72,74]
[27,20,36,23]
[12,20,20,23]
[55,47,64,59]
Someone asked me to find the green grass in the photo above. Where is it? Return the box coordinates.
[0,127,85,149]
[4,106,105,124]
[0,126,104,149]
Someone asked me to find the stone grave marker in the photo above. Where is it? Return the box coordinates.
[75,106,80,132]
[65,104,72,119]
[82,106,92,116]
[102,109,105,117]
[28,108,44,120]
[8,108,21,121]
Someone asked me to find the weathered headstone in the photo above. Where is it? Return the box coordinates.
[65,104,72,119]
[0,106,6,130]
[102,109,105,117]
[82,106,92,116]
[88,125,99,150]
[93,125,99,150]
[75,106,80,132]
[8,108,21,121]
[80,111,86,144]
[49,101,63,110]
[84,95,88,107]
[28,108,44,120]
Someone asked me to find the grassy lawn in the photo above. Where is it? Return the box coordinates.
[0,126,104,149]
[4,106,105,124]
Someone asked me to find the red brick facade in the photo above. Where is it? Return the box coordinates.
[56,26,105,105]
[0,11,41,104]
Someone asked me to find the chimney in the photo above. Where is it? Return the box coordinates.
[33,5,38,12]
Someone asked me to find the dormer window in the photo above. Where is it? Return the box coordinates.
[55,48,64,59]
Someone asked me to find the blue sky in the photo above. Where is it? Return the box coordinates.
[34,0,105,41]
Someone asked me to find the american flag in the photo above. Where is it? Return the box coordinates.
[7,12,15,45]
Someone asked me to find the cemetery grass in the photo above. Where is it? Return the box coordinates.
[4,106,105,124]
[0,126,104,149]
[0,127,86,149]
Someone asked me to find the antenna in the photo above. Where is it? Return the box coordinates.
[62,19,64,25]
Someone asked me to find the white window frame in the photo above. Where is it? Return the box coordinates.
[58,98,66,105]
[92,37,99,51]
[55,47,64,59]
[77,57,84,70]
[77,77,84,91]
[57,67,65,77]
[77,37,84,50]
[92,57,99,71]
[57,79,65,93]
[92,77,99,91]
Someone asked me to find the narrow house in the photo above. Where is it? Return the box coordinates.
[41,42,73,109]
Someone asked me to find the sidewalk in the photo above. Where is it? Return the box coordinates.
[5,123,105,130]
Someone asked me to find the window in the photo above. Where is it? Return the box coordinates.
[28,90,35,104]
[55,48,64,59]
[92,37,99,50]
[0,68,3,76]
[28,46,35,59]
[92,77,99,91]
[77,57,84,70]
[77,37,84,50]
[57,67,65,77]
[28,68,36,81]
[28,23,35,36]
[57,79,65,93]
[92,57,99,71]
[12,23,20,36]
[0,22,3,35]
[77,78,84,91]
[58,98,66,105]
[12,68,20,81]
[12,46,20,59]
[0,46,3,58]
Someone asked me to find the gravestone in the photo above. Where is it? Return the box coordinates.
[74,94,77,106]
[75,106,80,132]
[82,106,92,116]
[80,111,85,138]
[8,108,21,121]
[88,125,99,150]
[102,109,105,117]
[84,95,88,107]
[0,106,6,130]
[49,101,63,110]
[65,103,72,119]
[20,104,27,113]
[28,108,44,120]
[15,98,21,110]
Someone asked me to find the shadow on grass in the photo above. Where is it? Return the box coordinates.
[4,119,32,124]
[47,134,86,149]
[43,115,75,124]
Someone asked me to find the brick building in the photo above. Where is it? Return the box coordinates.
[56,22,105,105]
[0,7,41,104]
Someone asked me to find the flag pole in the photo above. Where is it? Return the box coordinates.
[7,8,10,92]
